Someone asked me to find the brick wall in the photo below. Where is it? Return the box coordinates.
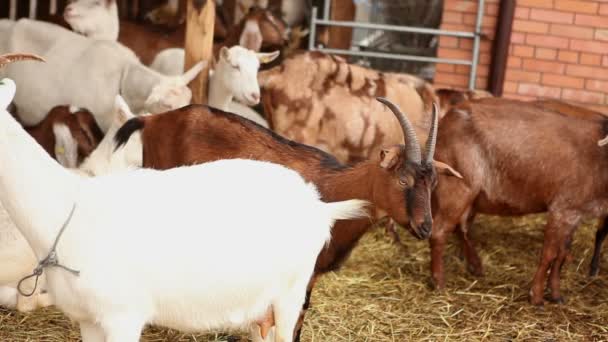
[434,0,608,113]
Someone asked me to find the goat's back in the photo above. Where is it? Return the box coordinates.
[435,100,608,213]
[52,159,347,331]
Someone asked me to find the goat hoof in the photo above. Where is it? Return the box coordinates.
[529,295,544,307]
[466,263,484,277]
[428,278,446,291]
[589,267,599,277]
[547,295,565,304]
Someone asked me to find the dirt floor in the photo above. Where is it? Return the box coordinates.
[1,214,607,341]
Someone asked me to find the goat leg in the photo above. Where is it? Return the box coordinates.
[429,220,450,290]
[456,210,483,276]
[384,219,408,252]
[590,216,608,276]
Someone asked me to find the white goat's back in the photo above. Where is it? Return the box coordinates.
[51,159,365,333]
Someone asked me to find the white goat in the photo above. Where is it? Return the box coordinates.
[151,46,277,128]
[0,19,204,132]
[63,0,119,40]
[0,77,366,341]
[0,94,138,312]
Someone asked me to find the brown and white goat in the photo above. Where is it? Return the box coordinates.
[110,99,461,340]
[9,104,103,168]
[259,51,439,164]
[430,98,608,305]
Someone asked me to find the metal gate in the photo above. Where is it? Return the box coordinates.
[308,0,485,89]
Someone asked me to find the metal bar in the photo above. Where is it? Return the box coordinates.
[10,0,17,20]
[488,0,515,95]
[323,0,330,21]
[308,7,318,51]
[314,19,476,38]
[29,0,37,19]
[313,47,473,65]
[469,0,485,89]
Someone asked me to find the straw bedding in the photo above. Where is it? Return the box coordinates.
[1,214,607,341]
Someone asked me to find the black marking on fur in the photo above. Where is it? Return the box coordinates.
[114,117,144,151]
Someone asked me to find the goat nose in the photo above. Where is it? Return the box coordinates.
[250,93,260,103]
[64,6,73,14]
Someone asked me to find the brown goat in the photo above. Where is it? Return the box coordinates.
[259,51,439,164]
[112,100,461,340]
[430,98,608,305]
[10,105,103,167]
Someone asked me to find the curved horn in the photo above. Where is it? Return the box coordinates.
[377,97,421,164]
[424,102,439,164]
[0,53,45,68]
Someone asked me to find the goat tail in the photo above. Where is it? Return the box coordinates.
[324,199,370,222]
[114,117,144,150]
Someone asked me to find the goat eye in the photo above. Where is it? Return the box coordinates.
[232,64,240,71]
[399,178,408,187]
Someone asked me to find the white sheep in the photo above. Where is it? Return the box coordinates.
[152,46,277,128]
[0,77,366,342]
[0,18,204,132]
[0,94,139,312]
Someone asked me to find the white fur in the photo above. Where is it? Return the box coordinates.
[52,123,79,168]
[0,78,367,341]
[63,0,119,40]
[0,19,204,132]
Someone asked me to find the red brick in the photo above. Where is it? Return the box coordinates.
[440,23,471,32]
[460,38,473,49]
[522,59,566,73]
[437,47,472,60]
[601,4,608,15]
[542,74,585,88]
[485,3,499,16]
[518,83,562,99]
[595,29,608,42]
[554,0,599,14]
[562,89,605,105]
[513,19,549,33]
[549,24,594,39]
[526,34,569,49]
[440,36,459,48]
[481,16,498,29]
[518,0,555,9]
[511,32,526,44]
[604,56,608,67]
[515,7,531,19]
[580,53,602,66]
[530,9,574,24]
[508,56,523,68]
[513,45,536,57]
[455,65,470,75]
[434,73,469,87]
[574,14,608,28]
[436,64,456,73]
[535,48,557,60]
[566,65,608,80]
[444,0,478,13]
[507,94,537,101]
[475,78,488,89]
[506,70,542,82]
[586,80,608,93]
[570,39,608,54]
[443,11,463,24]
[479,40,492,52]
[504,81,518,93]
[463,13,477,26]
[558,50,579,63]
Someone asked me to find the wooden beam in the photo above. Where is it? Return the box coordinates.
[328,0,355,50]
[184,0,215,104]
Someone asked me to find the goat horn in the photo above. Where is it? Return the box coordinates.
[376,97,422,164]
[424,102,439,164]
[0,53,45,68]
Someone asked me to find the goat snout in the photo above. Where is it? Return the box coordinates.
[249,92,260,105]
[409,219,432,240]
[64,6,76,17]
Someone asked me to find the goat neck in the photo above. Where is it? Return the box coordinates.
[318,161,375,204]
[207,71,233,111]
[0,79,77,257]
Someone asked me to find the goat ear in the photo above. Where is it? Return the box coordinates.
[52,123,79,168]
[257,50,280,64]
[379,147,401,169]
[180,61,206,85]
[433,160,463,179]
[219,46,230,62]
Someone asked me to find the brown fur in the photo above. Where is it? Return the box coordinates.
[114,103,454,340]
[18,105,103,165]
[259,51,439,164]
[430,98,608,305]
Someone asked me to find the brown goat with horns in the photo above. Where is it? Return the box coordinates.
[111,98,461,340]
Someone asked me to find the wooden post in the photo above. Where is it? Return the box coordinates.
[184,0,215,104]
[328,0,355,50]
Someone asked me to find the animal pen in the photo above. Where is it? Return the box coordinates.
[1,0,608,341]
